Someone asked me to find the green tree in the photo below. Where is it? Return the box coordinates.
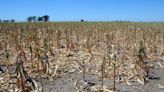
[10,19,15,22]
[43,15,49,22]
[3,20,9,22]
[37,16,43,22]
[27,17,32,22]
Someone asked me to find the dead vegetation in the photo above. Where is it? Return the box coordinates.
[0,22,164,92]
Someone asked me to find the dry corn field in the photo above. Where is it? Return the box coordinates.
[0,22,164,92]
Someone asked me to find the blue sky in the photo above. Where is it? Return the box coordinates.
[0,0,164,22]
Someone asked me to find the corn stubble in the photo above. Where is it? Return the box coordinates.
[0,22,163,92]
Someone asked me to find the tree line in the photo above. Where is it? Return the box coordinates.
[0,15,49,23]
[0,19,15,23]
[27,15,49,22]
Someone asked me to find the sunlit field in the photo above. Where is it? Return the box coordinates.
[0,22,164,92]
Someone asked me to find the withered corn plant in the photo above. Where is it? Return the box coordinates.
[110,44,117,91]
[15,60,26,92]
[5,42,10,65]
[136,41,149,78]
[15,54,37,92]
[66,30,70,50]
[42,38,50,75]
[82,59,86,81]
[18,62,38,91]
[101,56,106,88]
[111,53,117,91]
[29,44,33,68]
[56,30,61,49]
